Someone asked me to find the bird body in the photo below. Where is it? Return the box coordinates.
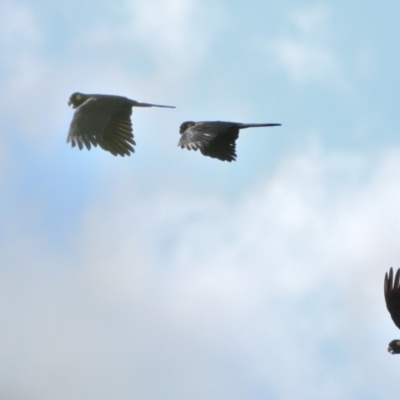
[178,120,281,162]
[67,92,175,156]
[384,267,400,354]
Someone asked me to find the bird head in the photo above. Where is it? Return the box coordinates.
[179,121,196,134]
[388,340,400,354]
[68,92,88,108]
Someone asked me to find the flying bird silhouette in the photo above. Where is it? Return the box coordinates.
[384,267,400,354]
[67,92,175,156]
[178,121,281,162]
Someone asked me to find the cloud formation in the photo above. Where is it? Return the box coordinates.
[1,142,399,399]
[267,5,347,88]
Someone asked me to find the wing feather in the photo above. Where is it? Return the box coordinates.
[385,267,400,329]
[67,96,136,156]
[178,121,278,162]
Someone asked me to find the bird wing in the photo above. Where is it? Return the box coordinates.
[201,122,280,161]
[178,122,237,150]
[98,103,135,156]
[178,121,240,162]
[385,267,400,329]
[200,128,238,162]
[67,96,135,156]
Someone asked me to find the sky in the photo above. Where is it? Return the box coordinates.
[1,0,400,399]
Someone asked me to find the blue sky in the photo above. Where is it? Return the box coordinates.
[1,0,400,399]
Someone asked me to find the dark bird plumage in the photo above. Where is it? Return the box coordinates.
[178,121,281,162]
[67,92,175,156]
[384,267,400,354]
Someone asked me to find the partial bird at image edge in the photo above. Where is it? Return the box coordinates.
[384,267,400,354]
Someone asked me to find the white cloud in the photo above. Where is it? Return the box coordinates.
[0,1,62,144]
[0,134,16,182]
[0,1,43,60]
[272,39,343,86]
[83,0,226,82]
[1,143,400,398]
[266,5,348,89]
[290,5,333,36]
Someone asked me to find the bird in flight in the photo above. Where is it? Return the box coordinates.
[67,92,175,156]
[384,267,400,354]
[178,121,281,162]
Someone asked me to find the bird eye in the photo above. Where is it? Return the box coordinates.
[76,94,82,100]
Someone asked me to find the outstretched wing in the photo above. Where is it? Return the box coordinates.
[178,121,239,161]
[97,103,135,156]
[200,128,238,162]
[385,267,400,329]
[67,96,135,156]
[178,122,229,150]
[203,122,281,161]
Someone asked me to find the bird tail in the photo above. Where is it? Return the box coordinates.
[131,101,175,108]
[238,123,281,129]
